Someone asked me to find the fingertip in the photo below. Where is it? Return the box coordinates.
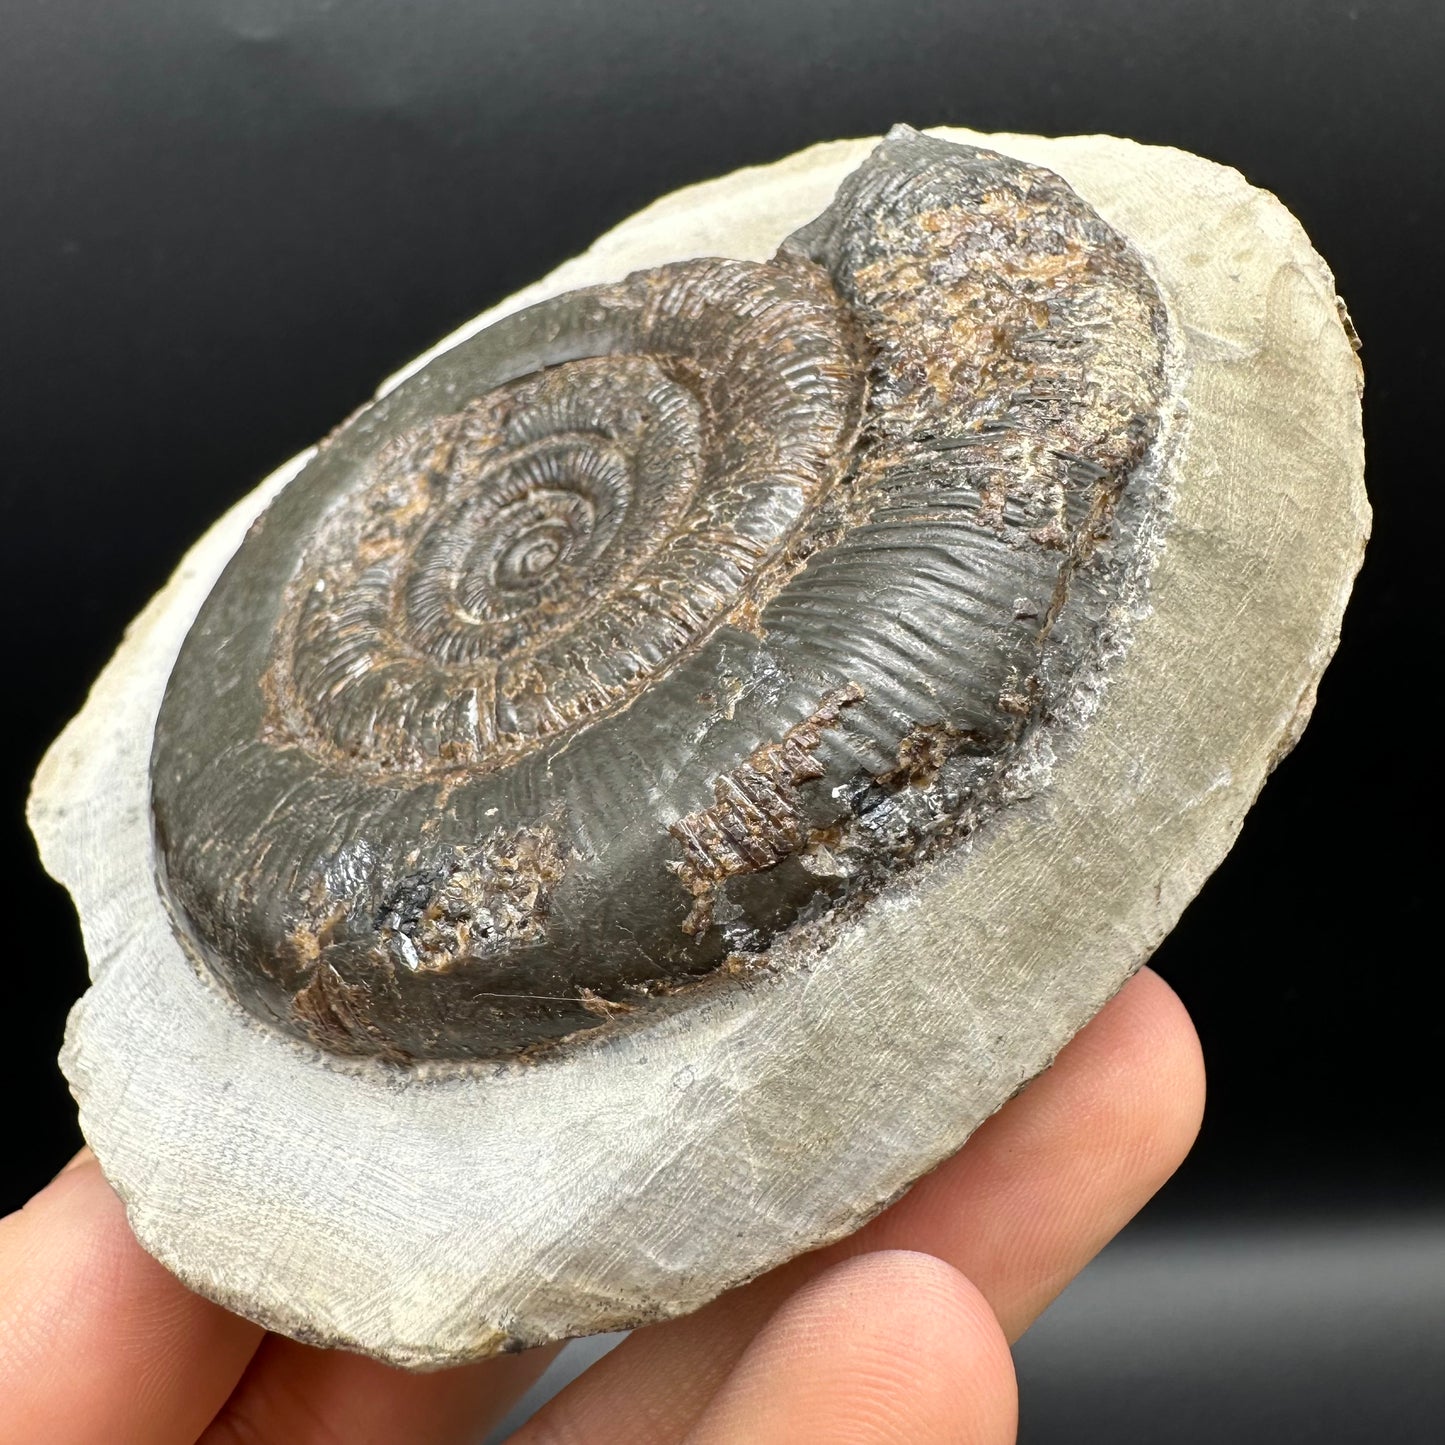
[971,965,1205,1336]
[1048,967,1206,1193]
[1134,966,1207,1150]
[826,966,1203,1343]
[807,1251,1018,1436]
[685,1250,1016,1444]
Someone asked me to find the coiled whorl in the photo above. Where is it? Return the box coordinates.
[151,129,1169,1061]
[267,259,861,777]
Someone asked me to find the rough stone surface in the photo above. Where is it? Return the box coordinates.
[29,127,1367,1368]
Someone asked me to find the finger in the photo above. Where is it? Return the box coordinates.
[201,1333,560,1445]
[834,965,1205,1338]
[0,1151,264,1445]
[515,966,1202,1444]
[682,1251,1015,1445]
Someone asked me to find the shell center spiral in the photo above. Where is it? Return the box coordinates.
[263,267,861,778]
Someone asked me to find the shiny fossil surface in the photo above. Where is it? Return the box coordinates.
[31,127,1366,1367]
[152,129,1167,1061]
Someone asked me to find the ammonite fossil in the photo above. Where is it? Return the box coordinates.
[152,128,1167,1062]
[32,126,1366,1365]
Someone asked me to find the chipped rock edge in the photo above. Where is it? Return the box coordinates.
[28,128,1368,1368]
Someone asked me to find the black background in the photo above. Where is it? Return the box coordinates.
[1,1,1440,1438]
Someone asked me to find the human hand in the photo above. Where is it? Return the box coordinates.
[0,967,1202,1444]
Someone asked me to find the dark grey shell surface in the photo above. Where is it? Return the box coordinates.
[151,128,1168,1061]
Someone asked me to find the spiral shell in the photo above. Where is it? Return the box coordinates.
[151,128,1169,1061]
[266,260,861,776]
